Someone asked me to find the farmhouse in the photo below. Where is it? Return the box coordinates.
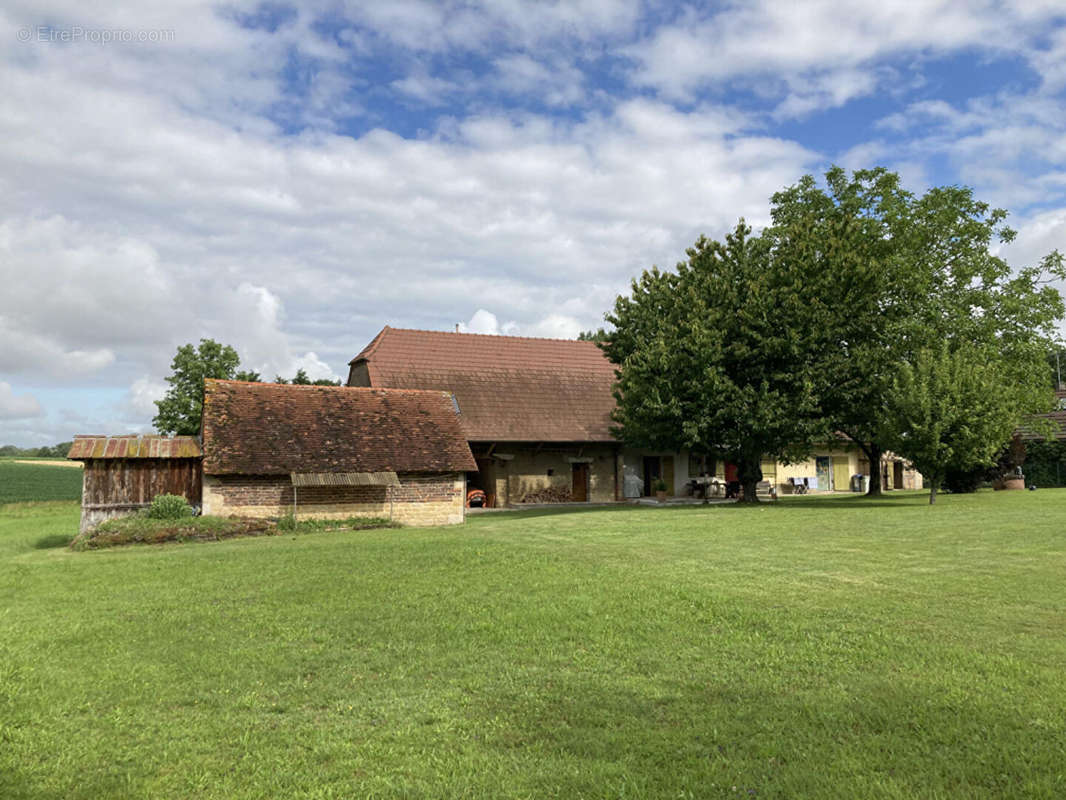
[200,380,475,525]
[347,325,921,502]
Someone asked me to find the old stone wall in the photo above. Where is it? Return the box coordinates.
[202,472,465,526]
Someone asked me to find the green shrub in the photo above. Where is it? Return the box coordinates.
[70,514,269,550]
[1024,440,1066,487]
[146,494,194,520]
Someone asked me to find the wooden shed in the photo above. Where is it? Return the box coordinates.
[67,435,203,532]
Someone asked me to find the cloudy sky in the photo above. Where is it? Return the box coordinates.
[2,1,1065,445]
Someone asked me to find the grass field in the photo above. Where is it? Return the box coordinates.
[1,491,1064,798]
[0,459,82,504]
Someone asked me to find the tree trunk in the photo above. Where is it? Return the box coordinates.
[866,442,883,497]
[737,456,762,504]
[739,478,760,503]
[929,484,937,505]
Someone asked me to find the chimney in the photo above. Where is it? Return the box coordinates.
[455,323,460,333]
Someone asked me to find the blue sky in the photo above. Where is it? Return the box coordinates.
[1,0,1066,445]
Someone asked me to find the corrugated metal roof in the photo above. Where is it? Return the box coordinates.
[67,435,203,460]
[291,471,400,487]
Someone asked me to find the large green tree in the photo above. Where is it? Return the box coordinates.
[153,339,244,435]
[603,222,829,503]
[881,344,1018,503]
[766,167,1065,495]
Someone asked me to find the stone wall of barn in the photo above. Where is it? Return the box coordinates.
[201,471,465,526]
[473,444,618,504]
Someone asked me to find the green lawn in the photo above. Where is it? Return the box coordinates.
[0,460,82,504]
[1,491,1064,799]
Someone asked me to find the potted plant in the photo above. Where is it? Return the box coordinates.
[993,434,1027,490]
[654,478,668,502]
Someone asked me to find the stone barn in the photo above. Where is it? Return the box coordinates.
[67,434,203,532]
[200,379,476,525]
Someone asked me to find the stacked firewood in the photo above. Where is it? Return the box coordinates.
[520,486,573,504]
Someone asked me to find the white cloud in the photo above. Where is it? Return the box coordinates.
[2,0,1063,446]
[0,382,42,419]
[624,1,1061,115]
[457,309,584,339]
[126,377,167,418]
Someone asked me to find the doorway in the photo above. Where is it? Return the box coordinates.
[816,456,831,491]
[572,462,589,502]
[641,455,674,496]
[642,456,660,497]
[893,461,904,490]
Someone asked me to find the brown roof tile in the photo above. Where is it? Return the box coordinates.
[67,435,203,460]
[1018,388,1066,441]
[349,326,617,442]
[201,380,476,475]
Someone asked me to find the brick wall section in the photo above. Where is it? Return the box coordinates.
[202,471,465,526]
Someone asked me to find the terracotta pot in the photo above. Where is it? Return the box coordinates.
[1003,477,1025,491]
[655,490,667,502]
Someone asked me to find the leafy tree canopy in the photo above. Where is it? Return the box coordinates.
[273,368,340,386]
[603,167,1065,504]
[881,343,1018,503]
[154,339,242,435]
[764,166,1065,494]
[603,222,830,502]
[577,329,610,342]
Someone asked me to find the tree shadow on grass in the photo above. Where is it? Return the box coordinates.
[32,533,73,549]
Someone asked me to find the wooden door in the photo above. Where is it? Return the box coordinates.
[832,457,850,492]
[893,461,904,490]
[662,456,674,496]
[572,463,589,502]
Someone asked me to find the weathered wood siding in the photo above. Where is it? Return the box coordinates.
[80,458,202,532]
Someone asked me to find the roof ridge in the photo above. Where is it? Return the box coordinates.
[371,325,602,345]
[205,378,455,397]
[350,324,391,363]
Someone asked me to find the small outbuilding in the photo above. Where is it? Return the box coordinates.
[200,379,476,525]
[67,434,203,532]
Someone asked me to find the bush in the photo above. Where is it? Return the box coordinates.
[943,466,986,494]
[71,514,269,550]
[1024,440,1066,487]
[147,494,194,519]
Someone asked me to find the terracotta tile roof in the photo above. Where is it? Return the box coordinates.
[67,435,202,460]
[201,380,476,475]
[1018,389,1066,441]
[349,326,617,442]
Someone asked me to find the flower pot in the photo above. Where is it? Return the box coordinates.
[655,490,667,502]
[1003,476,1025,491]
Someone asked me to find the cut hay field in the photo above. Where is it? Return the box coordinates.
[0,459,82,504]
[1,491,1064,799]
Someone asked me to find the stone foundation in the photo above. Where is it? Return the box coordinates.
[202,472,466,526]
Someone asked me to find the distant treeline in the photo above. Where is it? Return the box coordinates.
[0,442,73,458]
